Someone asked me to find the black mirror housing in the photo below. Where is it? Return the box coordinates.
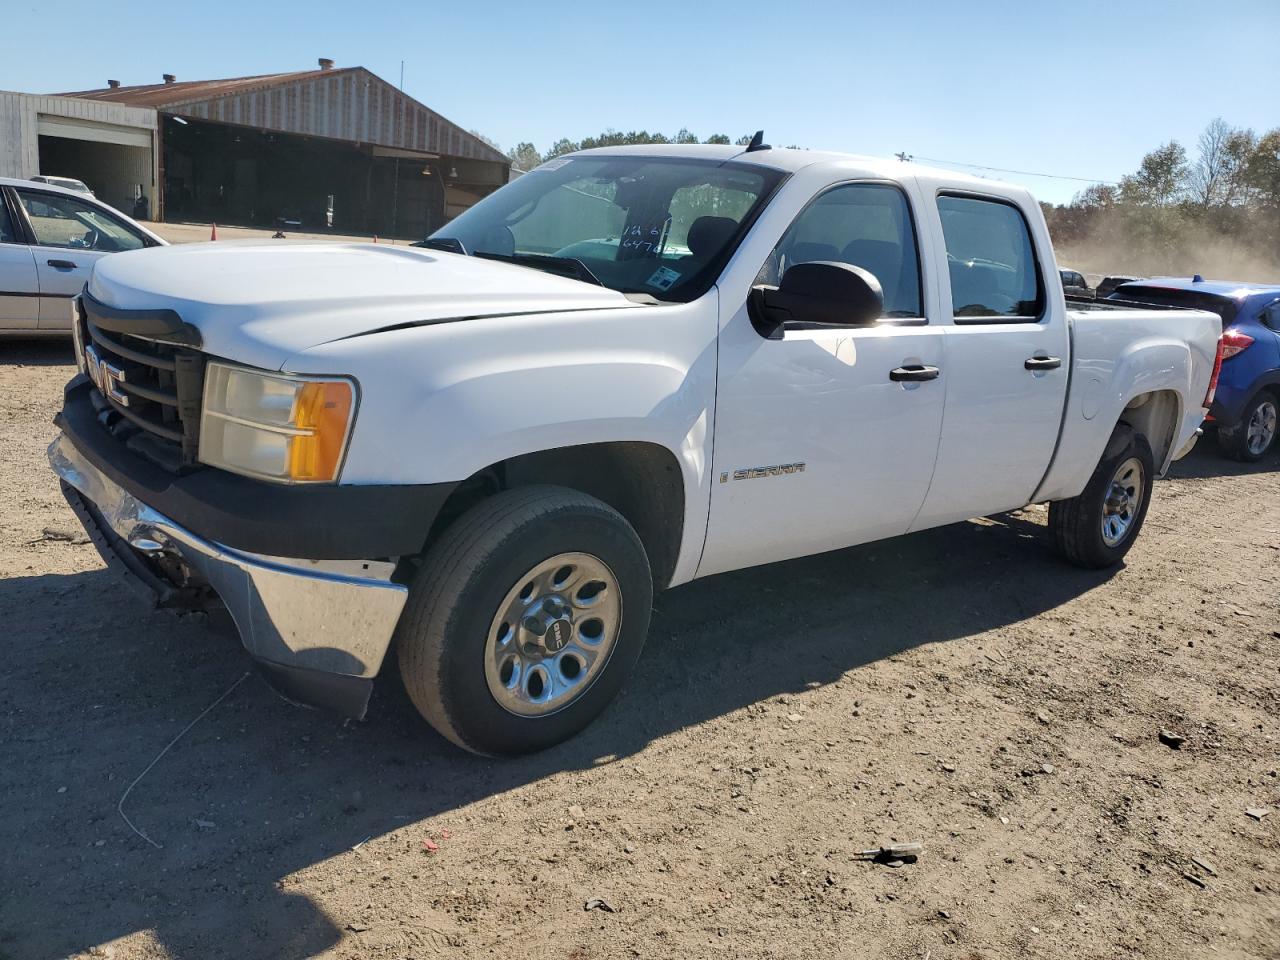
[748,261,884,338]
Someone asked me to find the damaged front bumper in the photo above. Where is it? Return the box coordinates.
[48,433,408,717]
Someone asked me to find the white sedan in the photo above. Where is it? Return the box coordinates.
[0,177,165,336]
[30,174,95,196]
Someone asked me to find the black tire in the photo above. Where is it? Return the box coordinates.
[396,485,652,756]
[1216,390,1278,462]
[1048,424,1155,569]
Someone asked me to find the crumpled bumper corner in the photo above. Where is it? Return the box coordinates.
[48,432,408,715]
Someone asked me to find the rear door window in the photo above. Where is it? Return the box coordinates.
[1260,299,1280,331]
[0,196,20,244]
[937,194,1044,321]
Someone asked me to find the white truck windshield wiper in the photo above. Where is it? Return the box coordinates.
[474,252,604,287]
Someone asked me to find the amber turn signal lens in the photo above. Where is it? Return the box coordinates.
[286,380,354,481]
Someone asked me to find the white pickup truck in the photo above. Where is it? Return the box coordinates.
[49,142,1223,755]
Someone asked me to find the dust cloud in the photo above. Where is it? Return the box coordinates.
[1055,226,1280,285]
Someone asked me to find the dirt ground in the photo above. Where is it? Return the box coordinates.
[1,340,1277,960]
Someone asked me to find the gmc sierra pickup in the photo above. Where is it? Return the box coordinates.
[49,142,1223,755]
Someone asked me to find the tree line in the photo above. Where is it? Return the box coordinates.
[504,129,767,171]
[481,118,1280,280]
[1042,118,1280,279]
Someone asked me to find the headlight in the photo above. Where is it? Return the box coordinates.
[199,362,357,483]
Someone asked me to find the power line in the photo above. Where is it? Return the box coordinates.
[898,153,1119,185]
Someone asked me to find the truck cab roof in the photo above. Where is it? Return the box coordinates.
[567,143,1008,193]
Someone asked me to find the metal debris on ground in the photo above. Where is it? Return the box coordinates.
[1191,857,1217,876]
[1244,807,1270,821]
[1181,872,1207,889]
[27,526,89,545]
[855,842,923,866]
[1159,730,1187,749]
[584,898,618,913]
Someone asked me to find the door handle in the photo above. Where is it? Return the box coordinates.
[47,259,78,269]
[1024,356,1062,370]
[889,365,940,382]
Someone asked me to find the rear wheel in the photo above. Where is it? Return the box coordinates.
[1049,425,1154,569]
[1217,391,1278,462]
[396,485,652,756]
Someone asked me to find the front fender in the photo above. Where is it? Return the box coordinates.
[282,296,720,585]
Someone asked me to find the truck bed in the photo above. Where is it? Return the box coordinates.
[1065,295,1211,316]
[1034,298,1222,502]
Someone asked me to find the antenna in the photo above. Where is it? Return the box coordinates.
[745,130,770,153]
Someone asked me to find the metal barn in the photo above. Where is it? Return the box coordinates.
[1,60,509,237]
[0,92,159,215]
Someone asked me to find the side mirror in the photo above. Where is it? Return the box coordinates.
[748,261,884,338]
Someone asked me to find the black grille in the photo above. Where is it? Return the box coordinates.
[77,298,206,473]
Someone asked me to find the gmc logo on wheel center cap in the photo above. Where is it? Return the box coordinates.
[545,619,571,653]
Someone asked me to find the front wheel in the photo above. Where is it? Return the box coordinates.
[1217,391,1278,462]
[396,486,653,756]
[1048,425,1154,569]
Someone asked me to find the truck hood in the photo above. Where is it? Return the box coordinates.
[86,241,635,370]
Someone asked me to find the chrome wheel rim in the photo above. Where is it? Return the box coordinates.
[485,552,622,717]
[1101,456,1144,547]
[1246,399,1277,456]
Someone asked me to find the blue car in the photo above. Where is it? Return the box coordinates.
[1111,278,1280,461]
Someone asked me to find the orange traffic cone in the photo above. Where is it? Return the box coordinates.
[210,223,218,241]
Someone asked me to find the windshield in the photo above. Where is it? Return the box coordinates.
[428,156,785,302]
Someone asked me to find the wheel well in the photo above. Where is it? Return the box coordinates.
[422,442,686,590]
[1118,389,1181,468]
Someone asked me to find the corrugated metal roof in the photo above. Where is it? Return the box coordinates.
[59,69,340,108]
[58,67,507,165]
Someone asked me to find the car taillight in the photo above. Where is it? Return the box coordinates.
[1220,329,1255,359]
[1204,336,1224,407]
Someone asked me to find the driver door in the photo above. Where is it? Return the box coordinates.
[699,180,947,578]
[13,187,145,331]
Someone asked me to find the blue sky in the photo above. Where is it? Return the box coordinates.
[5,0,1277,204]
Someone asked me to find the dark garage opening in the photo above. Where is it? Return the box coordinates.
[38,135,153,218]
[161,116,494,239]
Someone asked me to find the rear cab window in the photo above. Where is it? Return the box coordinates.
[937,194,1044,321]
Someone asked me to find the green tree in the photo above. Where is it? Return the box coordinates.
[1119,141,1189,206]
[1075,183,1119,209]
[507,141,542,172]
[704,134,731,145]
[544,138,580,160]
[1244,128,1280,209]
